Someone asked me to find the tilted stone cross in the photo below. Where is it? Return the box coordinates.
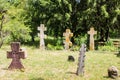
[63,29,73,50]
[76,44,86,76]
[38,24,47,49]
[87,27,97,50]
[7,42,26,70]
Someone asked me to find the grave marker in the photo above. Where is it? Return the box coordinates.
[76,44,86,76]
[87,27,97,50]
[38,24,47,49]
[7,42,26,70]
[63,29,73,50]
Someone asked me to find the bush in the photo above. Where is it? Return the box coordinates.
[98,46,117,52]
[74,35,87,46]
[70,45,80,51]
[46,37,64,50]
[46,44,63,50]
[105,40,113,46]
[3,19,31,44]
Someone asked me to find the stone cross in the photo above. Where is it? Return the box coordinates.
[63,29,73,50]
[7,42,26,70]
[76,44,86,76]
[38,24,47,49]
[87,27,97,50]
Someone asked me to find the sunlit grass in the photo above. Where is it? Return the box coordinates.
[0,45,119,80]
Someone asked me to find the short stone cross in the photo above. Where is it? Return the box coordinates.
[7,42,26,70]
[87,27,97,50]
[63,29,73,50]
[76,44,86,76]
[38,24,47,49]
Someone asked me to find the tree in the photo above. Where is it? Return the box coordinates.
[0,0,9,47]
[0,0,31,47]
[24,0,120,44]
[79,0,120,41]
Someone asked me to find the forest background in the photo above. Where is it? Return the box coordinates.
[0,0,120,50]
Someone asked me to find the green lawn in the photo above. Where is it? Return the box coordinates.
[0,45,120,80]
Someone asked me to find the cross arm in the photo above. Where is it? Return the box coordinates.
[94,31,97,34]
[70,33,73,37]
[37,27,40,31]
[63,33,66,36]
[7,51,12,59]
[38,33,40,37]
[87,31,90,34]
[19,51,26,59]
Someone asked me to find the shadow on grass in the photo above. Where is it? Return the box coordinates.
[103,76,110,79]
[116,51,120,57]
[2,68,8,70]
[66,72,77,75]
[22,37,58,48]
[30,77,44,80]
[23,40,39,48]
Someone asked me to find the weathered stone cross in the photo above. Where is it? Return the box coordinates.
[76,44,86,76]
[87,27,97,50]
[7,42,26,70]
[63,29,73,50]
[38,24,47,49]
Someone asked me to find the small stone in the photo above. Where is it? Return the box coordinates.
[108,66,119,79]
[68,55,75,62]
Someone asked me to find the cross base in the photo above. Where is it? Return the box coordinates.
[8,60,24,70]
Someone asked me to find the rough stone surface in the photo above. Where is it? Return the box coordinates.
[38,24,47,50]
[76,44,86,76]
[108,66,119,79]
[7,42,26,70]
[63,29,73,50]
[87,27,97,50]
[68,55,75,62]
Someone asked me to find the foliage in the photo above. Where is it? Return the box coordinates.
[74,34,87,45]
[70,45,80,51]
[98,46,117,52]
[46,37,64,50]
[47,44,63,50]
[105,39,114,46]
[98,39,118,51]
[0,0,9,47]
[0,0,31,45]
[3,20,31,43]
[0,0,120,48]
[23,0,120,44]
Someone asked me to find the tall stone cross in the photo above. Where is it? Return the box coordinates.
[7,42,26,70]
[63,29,73,50]
[38,24,47,49]
[76,44,86,76]
[87,27,97,50]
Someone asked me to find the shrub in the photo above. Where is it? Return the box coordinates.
[70,45,80,51]
[46,44,63,50]
[98,46,117,52]
[74,35,87,46]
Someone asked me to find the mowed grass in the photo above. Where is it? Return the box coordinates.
[0,45,120,80]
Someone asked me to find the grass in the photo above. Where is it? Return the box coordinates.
[0,45,120,80]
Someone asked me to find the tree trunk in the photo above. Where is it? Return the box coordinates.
[100,29,105,41]
[105,27,109,41]
[31,34,35,42]
[0,15,4,48]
